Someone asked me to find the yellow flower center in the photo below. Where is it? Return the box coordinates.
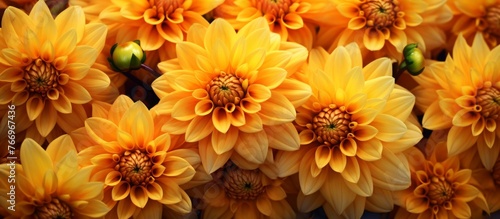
[24,58,60,98]
[117,150,154,186]
[221,166,265,200]
[493,157,500,186]
[475,84,500,119]
[207,72,246,107]
[428,176,454,206]
[485,5,500,37]
[150,0,182,16]
[360,0,401,29]
[34,198,73,219]
[312,105,353,147]
[258,0,291,18]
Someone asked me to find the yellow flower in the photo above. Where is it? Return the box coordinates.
[316,0,452,60]
[448,0,500,47]
[0,1,112,140]
[152,17,311,173]
[394,143,488,218]
[213,0,336,49]
[0,136,110,218]
[73,95,201,218]
[274,44,422,217]
[97,0,224,51]
[199,162,295,218]
[413,33,500,171]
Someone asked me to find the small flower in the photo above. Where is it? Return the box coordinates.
[73,95,201,218]
[108,40,146,72]
[413,33,500,171]
[0,136,110,218]
[394,143,488,218]
[199,162,295,218]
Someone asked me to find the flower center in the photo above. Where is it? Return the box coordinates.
[485,5,500,37]
[428,176,454,206]
[34,198,73,219]
[117,150,154,186]
[312,105,353,147]
[360,0,400,29]
[475,84,500,119]
[258,0,292,18]
[24,58,60,98]
[151,0,182,16]
[207,72,246,107]
[493,157,500,186]
[221,165,265,200]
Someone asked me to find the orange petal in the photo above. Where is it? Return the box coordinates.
[26,96,45,120]
[256,196,272,216]
[211,127,238,154]
[63,81,91,104]
[199,138,232,174]
[348,17,366,30]
[363,28,385,51]
[356,138,382,161]
[0,67,23,82]
[130,186,149,208]
[234,131,268,164]
[104,171,122,186]
[450,199,471,218]
[112,181,130,201]
[35,103,57,137]
[171,96,198,121]
[447,126,478,156]
[299,149,327,195]
[116,195,136,219]
[341,156,360,183]
[315,145,332,169]
[405,196,428,214]
[340,138,357,157]
[282,13,303,30]
[258,92,296,125]
[330,147,347,173]
[212,107,231,133]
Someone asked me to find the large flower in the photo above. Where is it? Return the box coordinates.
[413,33,500,171]
[315,0,452,60]
[394,143,488,218]
[447,0,500,47]
[274,44,422,217]
[0,136,110,218]
[73,95,201,218]
[197,161,295,218]
[151,17,311,173]
[0,1,113,141]
[213,0,336,49]
[98,0,223,52]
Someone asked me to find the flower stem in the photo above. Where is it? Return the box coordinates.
[141,64,161,79]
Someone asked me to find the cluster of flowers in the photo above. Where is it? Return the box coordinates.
[0,0,499,218]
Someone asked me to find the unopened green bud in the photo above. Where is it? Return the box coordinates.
[401,43,425,76]
[108,40,146,72]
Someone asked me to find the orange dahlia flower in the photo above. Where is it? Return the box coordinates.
[197,161,295,218]
[0,136,110,218]
[316,0,452,60]
[73,95,202,218]
[413,33,500,171]
[0,1,114,141]
[152,17,311,173]
[394,143,488,218]
[97,0,224,52]
[213,0,336,49]
[447,0,500,47]
[274,44,422,217]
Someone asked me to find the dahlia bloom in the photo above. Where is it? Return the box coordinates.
[316,0,452,60]
[98,0,224,51]
[0,1,114,141]
[447,0,500,47]
[413,33,500,171]
[73,95,202,218]
[213,0,336,49]
[0,136,110,218]
[274,44,422,217]
[199,162,295,219]
[394,143,488,218]
[152,17,311,173]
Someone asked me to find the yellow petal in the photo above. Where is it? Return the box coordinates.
[258,92,296,125]
[315,145,332,169]
[299,149,327,195]
[371,114,407,142]
[116,196,136,219]
[54,4,85,43]
[212,127,238,154]
[51,94,72,114]
[340,138,357,157]
[130,186,149,208]
[20,138,53,188]
[344,161,373,196]
[447,126,478,156]
[330,147,347,173]
[477,137,499,170]
[0,67,23,82]
[26,96,45,121]
[171,96,198,121]
[138,24,164,51]
[104,171,122,186]
[348,17,366,30]
[450,199,471,218]
[185,115,214,142]
[199,138,232,174]
[282,13,303,30]
[406,196,429,214]
[363,28,385,51]
[35,103,57,137]
[46,134,76,163]
[368,148,410,191]
[85,117,119,145]
[320,172,356,213]
[356,138,383,161]
[234,131,268,164]
[256,196,272,216]
[112,181,130,201]
[63,81,91,104]
[341,156,360,183]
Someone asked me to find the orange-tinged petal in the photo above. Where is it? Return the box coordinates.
[454,184,480,202]
[130,185,149,208]
[282,13,303,30]
[477,136,499,170]
[139,24,165,51]
[199,138,232,174]
[368,148,410,191]
[105,171,122,186]
[112,181,130,201]
[212,107,231,133]
[363,28,385,51]
[299,150,327,195]
[299,129,315,145]
[254,67,287,89]
[372,114,406,142]
[341,156,360,183]
[406,196,428,214]
[256,196,272,216]
[452,108,480,127]
[118,101,154,147]
[234,131,268,164]
[340,138,357,157]
[36,103,57,137]
[172,96,198,121]
[51,94,72,114]
[330,147,347,173]
[26,96,45,121]
[450,199,471,218]
[320,172,356,213]
[266,123,300,151]
[63,81,92,104]
[0,67,23,82]
[356,138,383,161]
[240,98,261,113]
[186,115,214,142]
[348,17,366,30]
[344,161,373,196]
[447,126,478,156]
[258,92,296,125]
[54,4,85,42]
[266,186,287,201]
[315,145,331,169]
[117,196,136,219]
[246,83,271,103]
[212,127,238,154]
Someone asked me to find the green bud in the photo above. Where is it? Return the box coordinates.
[108,41,146,72]
[401,43,425,76]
